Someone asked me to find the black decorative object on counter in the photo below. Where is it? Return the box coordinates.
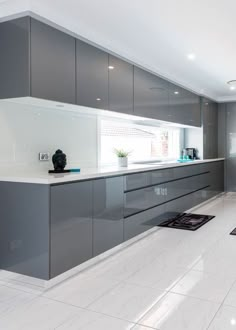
[49,149,69,173]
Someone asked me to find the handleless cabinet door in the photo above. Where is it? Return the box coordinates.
[50,181,93,278]
[76,39,109,109]
[0,17,30,99]
[134,67,170,120]
[31,18,76,104]
[109,55,133,114]
[203,99,218,159]
[169,83,201,127]
[93,177,124,256]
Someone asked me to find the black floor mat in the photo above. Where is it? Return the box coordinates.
[230,228,236,235]
[158,213,215,231]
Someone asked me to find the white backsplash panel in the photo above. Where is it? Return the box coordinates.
[0,101,98,172]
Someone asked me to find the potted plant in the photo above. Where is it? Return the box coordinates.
[114,148,131,167]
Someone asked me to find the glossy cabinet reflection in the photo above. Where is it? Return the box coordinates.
[93,177,124,256]
[31,18,76,103]
[169,82,201,127]
[134,66,170,120]
[109,55,134,114]
[76,39,109,109]
[50,181,93,278]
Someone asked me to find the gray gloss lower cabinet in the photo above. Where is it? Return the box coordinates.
[93,177,124,256]
[50,181,93,278]
[109,55,133,114]
[124,204,166,241]
[0,182,50,280]
[76,39,109,109]
[124,184,166,217]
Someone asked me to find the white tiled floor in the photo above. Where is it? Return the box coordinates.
[2,193,236,329]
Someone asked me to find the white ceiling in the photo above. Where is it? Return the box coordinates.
[1,0,236,102]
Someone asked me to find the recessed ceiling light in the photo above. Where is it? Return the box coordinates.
[96,98,101,101]
[187,53,196,61]
[108,66,114,70]
[174,91,179,95]
[231,319,236,326]
[227,80,236,90]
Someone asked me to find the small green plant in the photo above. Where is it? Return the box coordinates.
[114,148,132,158]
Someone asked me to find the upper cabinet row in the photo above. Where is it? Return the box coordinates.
[0,17,201,127]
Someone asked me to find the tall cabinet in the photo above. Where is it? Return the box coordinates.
[202,98,218,159]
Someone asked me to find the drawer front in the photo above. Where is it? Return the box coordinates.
[124,204,166,241]
[124,172,151,191]
[124,183,166,217]
[172,164,201,180]
[190,172,210,191]
[165,178,192,202]
[150,168,174,185]
[162,194,194,221]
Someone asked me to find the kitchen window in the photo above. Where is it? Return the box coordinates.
[99,119,183,166]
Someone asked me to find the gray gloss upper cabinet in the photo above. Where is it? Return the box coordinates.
[30,19,76,104]
[0,17,30,99]
[203,98,218,159]
[76,40,109,109]
[50,181,93,278]
[134,66,170,120]
[108,55,134,114]
[169,83,201,127]
[93,177,124,256]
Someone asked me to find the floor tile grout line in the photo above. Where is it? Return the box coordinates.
[205,277,236,329]
[36,293,140,327]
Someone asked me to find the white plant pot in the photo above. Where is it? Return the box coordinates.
[118,157,128,167]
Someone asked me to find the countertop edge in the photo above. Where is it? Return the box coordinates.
[0,158,225,185]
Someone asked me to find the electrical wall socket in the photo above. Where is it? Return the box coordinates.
[39,152,50,161]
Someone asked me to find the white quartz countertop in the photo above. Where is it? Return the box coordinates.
[0,158,225,185]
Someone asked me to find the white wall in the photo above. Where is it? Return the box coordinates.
[184,127,203,159]
[0,102,98,172]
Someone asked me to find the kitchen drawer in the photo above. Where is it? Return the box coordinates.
[189,172,210,191]
[162,194,194,221]
[124,172,151,191]
[124,183,166,217]
[124,204,166,241]
[165,178,192,202]
[172,164,201,180]
[150,168,174,185]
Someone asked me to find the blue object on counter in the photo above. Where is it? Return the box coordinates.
[69,168,81,173]
[177,159,193,163]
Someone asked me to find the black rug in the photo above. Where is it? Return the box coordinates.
[158,213,215,231]
[230,228,236,235]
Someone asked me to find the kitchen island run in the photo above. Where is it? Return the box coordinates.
[0,158,224,281]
